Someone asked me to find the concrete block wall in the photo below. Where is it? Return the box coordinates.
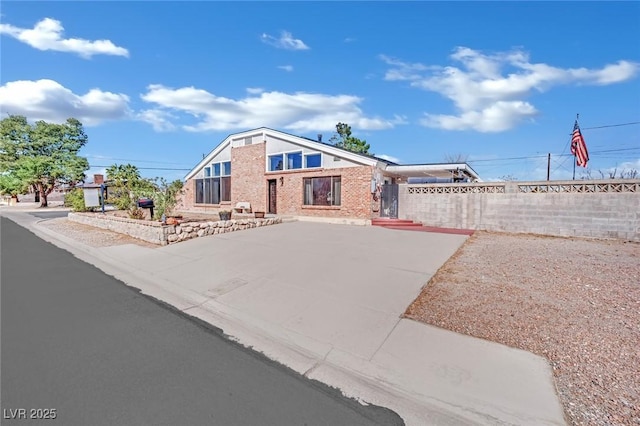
[399,180,640,241]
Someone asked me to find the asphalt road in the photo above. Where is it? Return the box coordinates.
[0,217,403,426]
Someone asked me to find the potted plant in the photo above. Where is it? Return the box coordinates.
[219,210,231,221]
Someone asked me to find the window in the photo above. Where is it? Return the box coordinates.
[305,153,321,168]
[303,176,341,206]
[222,161,231,175]
[286,152,302,170]
[195,179,204,204]
[195,161,232,204]
[269,154,283,171]
[269,151,322,171]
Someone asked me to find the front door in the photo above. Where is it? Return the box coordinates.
[268,179,277,214]
[380,184,399,218]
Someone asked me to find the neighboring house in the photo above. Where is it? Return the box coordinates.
[179,127,480,221]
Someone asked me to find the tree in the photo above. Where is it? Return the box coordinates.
[443,153,469,163]
[106,163,155,217]
[329,123,371,155]
[0,115,89,207]
[105,164,182,220]
[149,178,183,220]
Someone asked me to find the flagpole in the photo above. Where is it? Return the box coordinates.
[572,113,579,180]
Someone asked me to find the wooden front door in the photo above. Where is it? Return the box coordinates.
[268,180,277,214]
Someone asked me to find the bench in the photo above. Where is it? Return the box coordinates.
[233,202,251,214]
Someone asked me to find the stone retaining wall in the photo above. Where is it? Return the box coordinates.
[68,213,282,245]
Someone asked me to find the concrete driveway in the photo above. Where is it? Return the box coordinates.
[106,221,468,360]
[13,213,566,425]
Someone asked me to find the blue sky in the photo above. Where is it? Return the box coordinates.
[1,1,639,182]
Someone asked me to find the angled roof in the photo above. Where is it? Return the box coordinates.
[184,127,390,180]
[184,127,482,182]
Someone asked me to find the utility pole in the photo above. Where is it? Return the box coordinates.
[547,153,551,181]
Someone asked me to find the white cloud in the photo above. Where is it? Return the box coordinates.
[139,84,398,133]
[246,87,265,95]
[376,154,400,163]
[382,47,640,132]
[278,65,294,72]
[0,18,129,58]
[136,109,176,132]
[261,31,309,50]
[0,79,131,125]
[420,101,538,132]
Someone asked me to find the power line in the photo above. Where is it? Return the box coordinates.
[468,146,640,165]
[582,121,640,130]
[85,156,190,166]
[90,165,190,171]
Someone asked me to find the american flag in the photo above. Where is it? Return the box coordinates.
[570,120,589,168]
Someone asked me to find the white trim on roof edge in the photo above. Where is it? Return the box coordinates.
[386,163,482,181]
[184,127,380,181]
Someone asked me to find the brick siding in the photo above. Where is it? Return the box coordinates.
[179,142,378,220]
[231,142,268,212]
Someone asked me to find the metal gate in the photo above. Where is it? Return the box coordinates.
[380,184,398,218]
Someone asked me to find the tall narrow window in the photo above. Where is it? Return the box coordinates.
[195,179,204,204]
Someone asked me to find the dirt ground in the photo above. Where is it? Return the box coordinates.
[405,231,639,426]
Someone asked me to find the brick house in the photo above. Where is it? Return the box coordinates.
[178,127,480,222]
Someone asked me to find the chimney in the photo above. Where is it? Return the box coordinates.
[94,174,104,184]
[317,134,323,142]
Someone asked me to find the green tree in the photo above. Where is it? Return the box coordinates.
[329,122,371,154]
[106,163,155,217]
[0,115,89,207]
[0,173,28,198]
[105,164,184,220]
[143,178,183,220]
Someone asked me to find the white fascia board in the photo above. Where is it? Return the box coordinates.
[386,163,481,180]
[183,139,232,181]
[184,127,379,181]
[266,128,378,167]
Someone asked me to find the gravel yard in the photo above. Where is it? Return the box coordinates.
[39,217,159,248]
[405,231,639,426]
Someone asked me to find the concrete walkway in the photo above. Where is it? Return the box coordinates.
[3,210,567,425]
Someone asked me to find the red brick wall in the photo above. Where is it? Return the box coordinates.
[179,143,378,219]
[231,143,267,212]
[264,165,375,219]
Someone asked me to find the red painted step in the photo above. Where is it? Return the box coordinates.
[371,218,474,236]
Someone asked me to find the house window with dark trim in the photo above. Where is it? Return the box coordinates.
[195,179,204,204]
[303,176,341,206]
[195,160,231,204]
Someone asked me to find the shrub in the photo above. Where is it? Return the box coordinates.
[64,188,92,212]
[128,207,145,220]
